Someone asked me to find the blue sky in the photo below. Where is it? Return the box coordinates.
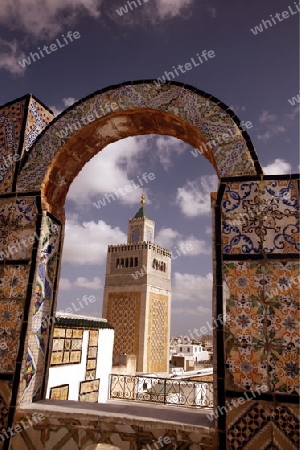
[0,0,299,335]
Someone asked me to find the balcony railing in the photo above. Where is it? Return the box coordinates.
[109,374,213,408]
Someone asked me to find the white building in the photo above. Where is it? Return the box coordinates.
[174,344,209,362]
[46,313,114,403]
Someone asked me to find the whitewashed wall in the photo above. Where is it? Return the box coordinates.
[46,328,114,402]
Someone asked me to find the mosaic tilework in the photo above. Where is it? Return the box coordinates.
[226,400,299,450]
[16,82,259,192]
[224,261,300,394]
[0,98,26,194]
[86,330,98,380]
[0,196,37,264]
[147,294,168,373]
[23,97,53,154]
[21,214,61,405]
[222,180,299,255]
[10,414,216,450]
[50,328,83,366]
[0,381,12,442]
[107,293,141,360]
[0,264,30,374]
[0,299,24,373]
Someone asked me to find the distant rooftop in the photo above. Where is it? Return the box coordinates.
[55,312,113,329]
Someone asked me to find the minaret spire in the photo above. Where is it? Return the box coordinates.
[140,192,146,205]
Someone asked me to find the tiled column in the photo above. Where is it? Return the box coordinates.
[217,176,299,450]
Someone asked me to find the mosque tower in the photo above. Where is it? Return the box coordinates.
[102,193,171,373]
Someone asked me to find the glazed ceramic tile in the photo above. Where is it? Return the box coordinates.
[17,83,259,192]
[226,344,268,390]
[263,214,299,254]
[0,299,24,333]
[10,197,37,228]
[1,265,30,299]
[6,227,37,260]
[268,349,299,394]
[0,334,20,373]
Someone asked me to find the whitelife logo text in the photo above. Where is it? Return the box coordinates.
[18,31,81,68]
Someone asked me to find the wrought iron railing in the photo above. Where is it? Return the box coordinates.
[109,374,213,408]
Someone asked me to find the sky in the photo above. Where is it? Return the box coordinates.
[0,0,299,336]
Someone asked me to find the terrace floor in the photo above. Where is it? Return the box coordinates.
[20,399,214,429]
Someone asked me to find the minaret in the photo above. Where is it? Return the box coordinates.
[102,194,171,373]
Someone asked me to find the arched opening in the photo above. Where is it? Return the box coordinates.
[11,81,281,450]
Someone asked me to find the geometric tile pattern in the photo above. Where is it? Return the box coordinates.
[0,194,38,263]
[0,263,30,374]
[227,400,299,450]
[21,214,61,405]
[147,294,169,373]
[0,381,12,439]
[23,97,53,154]
[0,98,26,194]
[17,82,261,194]
[222,180,299,255]
[0,95,53,195]
[107,292,141,360]
[224,261,300,394]
[50,328,83,366]
[10,414,216,450]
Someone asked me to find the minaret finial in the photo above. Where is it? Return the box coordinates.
[140,192,146,205]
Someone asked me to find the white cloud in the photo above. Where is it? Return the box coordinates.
[205,226,212,234]
[172,272,213,302]
[0,0,196,40]
[59,276,102,290]
[206,6,217,18]
[155,136,185,171]
[229,104,246,113]
[155,0,194,19]
[68,135,185,206]
[0,0,102,39]
[177,237,210,255]
[156,227,210,255]
[263,158,291,175]
[68,136,149,205]
[49,97,77,117]
[175,175,218,217]
[63,97,77,107]
[59,278,72,290]
[258,110,277,123]
[286,104,300,121]
[49,106,62,117]
[156,228,181,248]
[62,216,127,265]
[0,38,26,75]
[257,108,298,142]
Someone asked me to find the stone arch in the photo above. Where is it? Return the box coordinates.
[16,80,262,219]
[1,81,298,450]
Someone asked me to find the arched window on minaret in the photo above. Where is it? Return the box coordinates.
[152,259,156,269]
[134,257,138,266]
[121,258,124,268]
[130,257,133,267]
[125,258,129,268]
[163,263,166,272]
[116,258,119,269]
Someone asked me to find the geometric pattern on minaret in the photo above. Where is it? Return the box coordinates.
[102,193,171,373]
